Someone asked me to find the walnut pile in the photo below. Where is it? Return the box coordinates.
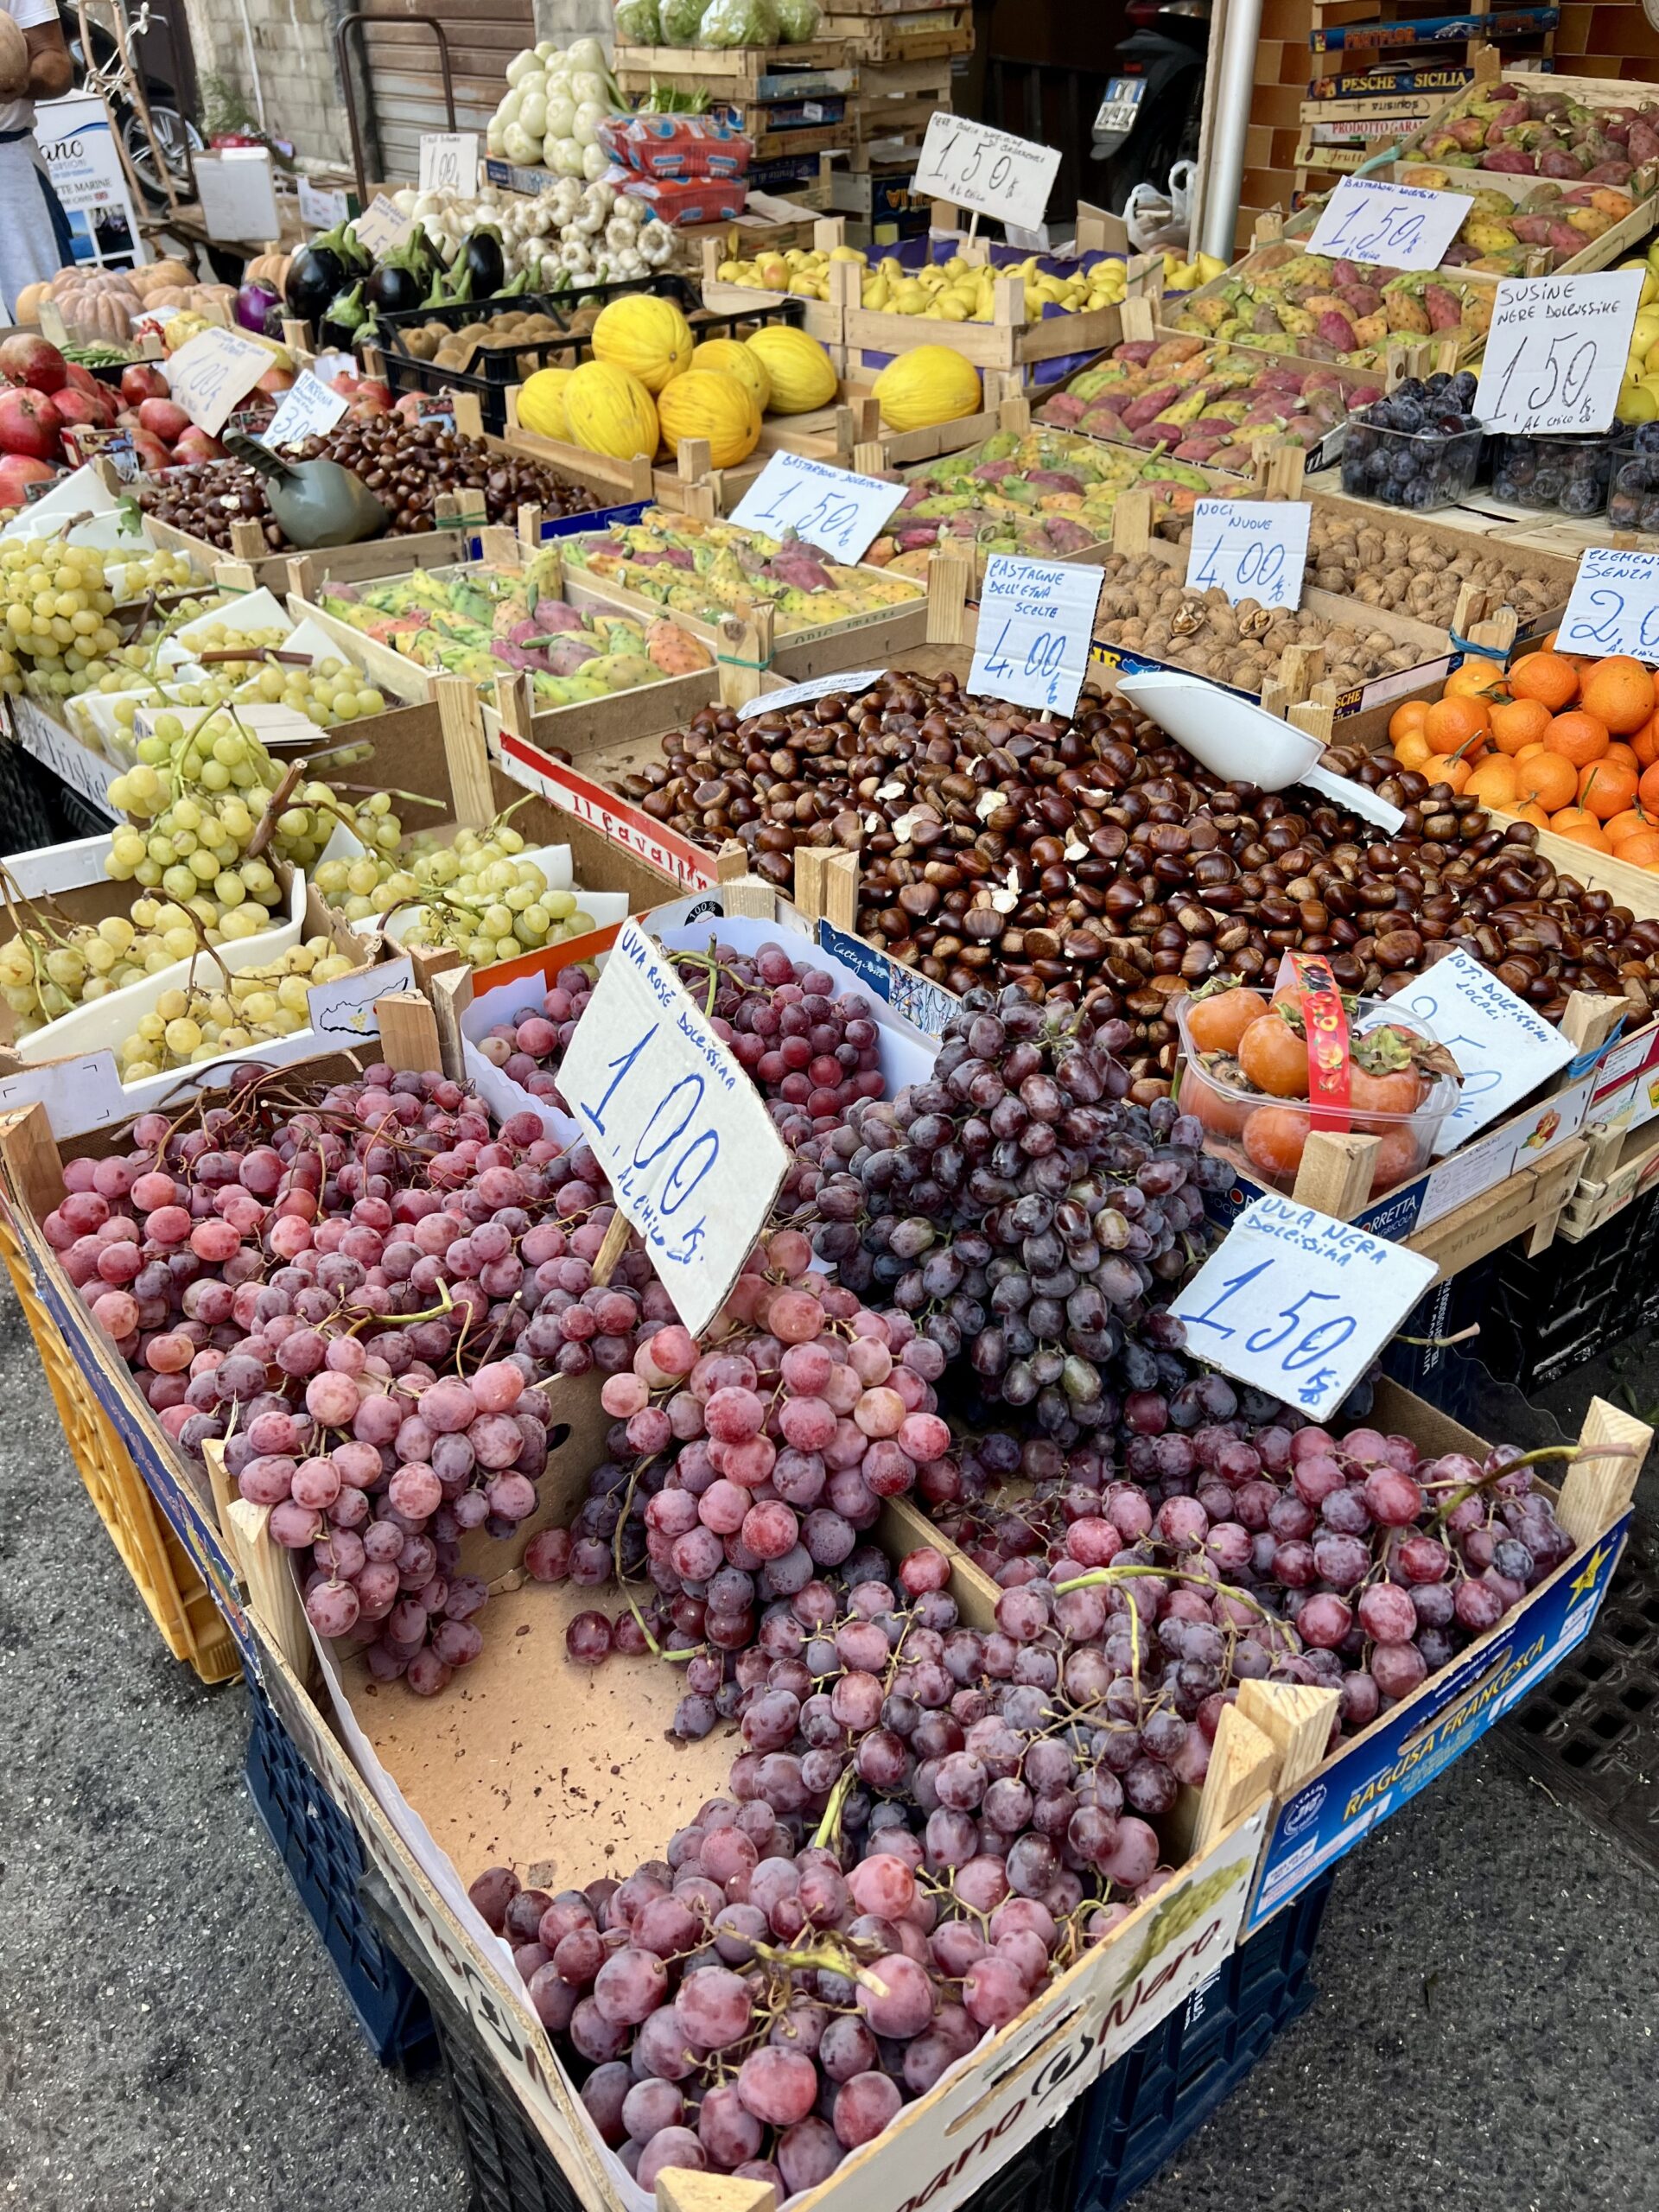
[1304,518,1559,626]
[1092,552,1422,695]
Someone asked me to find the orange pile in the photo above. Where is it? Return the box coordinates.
[1388,646,1659,868]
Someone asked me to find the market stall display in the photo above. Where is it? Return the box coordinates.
[12,46,1659,2212]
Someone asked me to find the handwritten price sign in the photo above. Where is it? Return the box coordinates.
[166,327,273,437]
[557,920,788,1332]
[729,451,906,564]
[419,133,480,195]
[264,370,348,450]
[1170,1196,1439,1421]
[1185,499,1310,610]
[1555,545,1659,660]
[352,196,411,255]
[968,555,1103,718]
[912,113,1061,232]
[1379,945,1577,1154]
[1303,175,1469,272]
[1472,269,1643,435]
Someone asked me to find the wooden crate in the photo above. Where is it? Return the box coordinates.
[823,4,971,59]
[613,37,854,88]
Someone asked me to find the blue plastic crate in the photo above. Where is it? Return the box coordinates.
[1071,1872,1335,2212]
[243,1665,436,2069]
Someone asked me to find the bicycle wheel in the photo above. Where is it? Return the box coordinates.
[119,100,201,207]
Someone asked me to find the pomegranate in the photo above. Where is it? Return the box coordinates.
[255,365,295,397]
[170,427,225,464]
[0,333,68,393]
[120,363,170,405]
[0,388,62,461]
[51,387,114,434]
[60,362,111,408]
[137,397,191,443]
[0,453,56,507]
[129,429,173,472]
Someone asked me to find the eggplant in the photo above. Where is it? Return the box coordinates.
[283,219,363,326]
[365,236,427,320]
[462,228,505,299]
[320,281,369,351]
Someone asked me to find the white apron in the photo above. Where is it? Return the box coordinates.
[0,131,69,317]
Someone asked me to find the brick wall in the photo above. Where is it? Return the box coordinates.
[179,0,353,168]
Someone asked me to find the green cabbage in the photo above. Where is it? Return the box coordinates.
[613,0,661,36]
[659,0,709,42]
[698,0,779,44]
[774,0,820,38]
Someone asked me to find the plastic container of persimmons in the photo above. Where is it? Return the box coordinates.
[1175,982,1462,1197]
[1384,646,1659,868]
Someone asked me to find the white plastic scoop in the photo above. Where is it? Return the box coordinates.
[1114,670,1407,835]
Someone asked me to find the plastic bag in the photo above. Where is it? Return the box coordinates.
[774,0,820,38]
[613,0,660,35]
[659,0,709,44]
[698,0,779,45]
[1124,161,1195,253]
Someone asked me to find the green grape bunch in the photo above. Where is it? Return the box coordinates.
[316,810,596,966]
[0,537,203,703]
[118,935,359,1079]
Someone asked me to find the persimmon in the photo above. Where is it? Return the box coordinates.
[1185,986,1268,1054]
[1351,1066,1427,1120]
[1242,1105,1311,1185]
[1236,1014,1312,1098]
[1370,1124,1425,1194]
[1185,1070,1252,1138]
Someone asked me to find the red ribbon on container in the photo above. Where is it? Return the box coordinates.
[1278,949,1351,1131]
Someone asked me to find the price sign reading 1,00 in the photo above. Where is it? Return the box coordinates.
[581,1034,721,1227]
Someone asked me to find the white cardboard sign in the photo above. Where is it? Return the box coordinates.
[419,133,480,195]
[969,555,1103,717]
[166,327,272,436]
[1185,499,1310,609]
[10,696,118,816]
[1303,175,1470,271]
[264,370,349,450]
[729,451,906,564]
[1473,270,1644,435]
[556,918,787,1331]
[912,112,1061,232]
[1381,947,1578,1154]
[352,196,412,254]
[1170,1197,1439,1419]
[738,670,885,718]
[1555,545,1659,660]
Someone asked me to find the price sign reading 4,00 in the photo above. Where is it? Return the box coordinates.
[1555,545,1659,661]
[1185,499,1310,611]
[1169,1197,1438,1421]
[911,112,1062,233]
[728,450,905,565]
[556,919,788,1333]
[1472,269,1644,435]
[968,554,1104,719]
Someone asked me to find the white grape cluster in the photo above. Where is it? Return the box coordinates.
[0,538,203,701]
[317,817,594,963]
[118,935,359,1078]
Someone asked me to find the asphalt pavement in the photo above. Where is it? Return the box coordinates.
[1,1280,1654,2212]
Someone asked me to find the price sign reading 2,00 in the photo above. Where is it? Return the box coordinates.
[580,1030,719,1226]
[1490,331,1599,422]
[1181,1259,1357,1380]
[980,619,1066,705]
[1565,587,1659,655]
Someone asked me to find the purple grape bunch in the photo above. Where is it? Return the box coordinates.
[476,962,595,1116]
[806,983,1229,1444]
[664,939,887,1140]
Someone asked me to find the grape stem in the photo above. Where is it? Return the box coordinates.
[810,1764,856,1852]
[1426,1440,1637,1532]
[1055,1560,1300,1649]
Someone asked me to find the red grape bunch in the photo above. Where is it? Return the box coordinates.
[808,983,1230,1445]
[917,1405,1578,1737]
[523,1229,952,1723]
[664,940,887,1141]
[468,1544,1192,2192]
[476,963,595,1116]
[44,1061,676,1693]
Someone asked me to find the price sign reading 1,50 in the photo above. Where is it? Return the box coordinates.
[728,450,904,565]
[911,112,1062,232]
[1302,175,1469,275]
[1472,269,1643,436]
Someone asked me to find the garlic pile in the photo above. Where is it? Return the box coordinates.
[380,181,677,287]
[486,36,620,179]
